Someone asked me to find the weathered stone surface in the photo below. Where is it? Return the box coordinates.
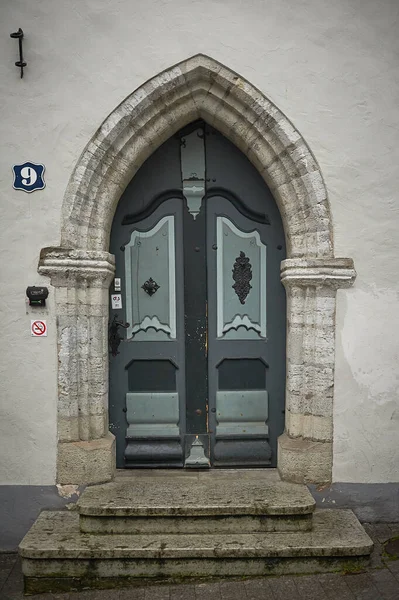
[8,521,398,597]
[23,556,372,596]
[77,470,315,517]
[39,248,114,447]
[278,433,332,485]
[20,509,373,559]
[19,509,372,593]
[38,248,115,286]
[275,258,356,481]
[80,513,312,535]
[57,433,116,485]
[58,56,334,257]
[280,258,356,289]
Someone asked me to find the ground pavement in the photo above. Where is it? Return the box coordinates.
[1,523,399,599]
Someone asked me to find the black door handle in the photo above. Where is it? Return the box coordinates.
[109,314,130,357]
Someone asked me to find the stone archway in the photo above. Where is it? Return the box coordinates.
[38,54,355,485]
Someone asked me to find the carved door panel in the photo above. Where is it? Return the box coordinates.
[109,194,187,468]
[207,197,277,466]
[204,124,286,467]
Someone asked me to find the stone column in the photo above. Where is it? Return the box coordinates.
[278,258,356,484]
[39,248,116,485]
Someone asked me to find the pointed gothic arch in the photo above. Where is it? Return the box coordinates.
[60,54,332,257]
[39,55,355,485]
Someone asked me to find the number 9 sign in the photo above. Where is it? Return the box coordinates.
[13,161,45,193]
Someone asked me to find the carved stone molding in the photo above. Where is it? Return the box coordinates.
[59,55,334,259]
[281,258,356,289]
[38,247,115,287]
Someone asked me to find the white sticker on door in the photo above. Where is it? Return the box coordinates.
[111,294,122,309]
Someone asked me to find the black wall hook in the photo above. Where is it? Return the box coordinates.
[10,28,26,78]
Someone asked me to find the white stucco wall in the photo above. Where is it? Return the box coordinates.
[1,0,398,485]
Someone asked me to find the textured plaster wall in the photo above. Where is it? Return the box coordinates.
[0,0,398,484]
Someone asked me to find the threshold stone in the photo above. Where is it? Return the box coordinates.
[77,469,316,517]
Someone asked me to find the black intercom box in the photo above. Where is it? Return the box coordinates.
[26,286,49,307]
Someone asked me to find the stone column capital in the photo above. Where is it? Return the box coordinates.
[281,257,356,289]
[38,247,115,287]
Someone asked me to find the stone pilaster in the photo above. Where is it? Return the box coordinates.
[38,248,116,484]
[278,258,356,484]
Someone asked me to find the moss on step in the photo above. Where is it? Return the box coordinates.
[383,535,399,561]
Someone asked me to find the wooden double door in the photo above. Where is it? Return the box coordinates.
[109,121,286,468]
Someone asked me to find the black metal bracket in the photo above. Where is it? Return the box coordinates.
[10,28,26,78]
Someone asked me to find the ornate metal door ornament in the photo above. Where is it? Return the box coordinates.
[232,251,252,304]
[142,277,160,296]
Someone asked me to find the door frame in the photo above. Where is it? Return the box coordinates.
[38,54,356,485]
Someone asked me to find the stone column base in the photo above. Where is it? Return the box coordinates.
[57,433,116,485]
[278,433,332,485]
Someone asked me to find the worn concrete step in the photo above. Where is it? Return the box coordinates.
[77,470,315,533]
[20,509,373,594]
[80,512,313,534]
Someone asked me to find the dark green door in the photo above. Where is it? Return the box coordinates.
[109,121,286,468]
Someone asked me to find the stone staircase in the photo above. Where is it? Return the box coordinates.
[19,470,373,594]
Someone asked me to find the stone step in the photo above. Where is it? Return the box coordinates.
[20,509,373,594]
[78,470,316,533]
[80,512,313,534]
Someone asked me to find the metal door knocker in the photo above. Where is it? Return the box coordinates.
[109,315,130,356]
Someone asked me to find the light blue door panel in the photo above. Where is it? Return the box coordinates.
[216,390,269,435]
[217,216,267,340]
[125,215,176,342]
[126,392,179,437]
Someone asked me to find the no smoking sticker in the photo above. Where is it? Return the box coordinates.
[31,320,47,337]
